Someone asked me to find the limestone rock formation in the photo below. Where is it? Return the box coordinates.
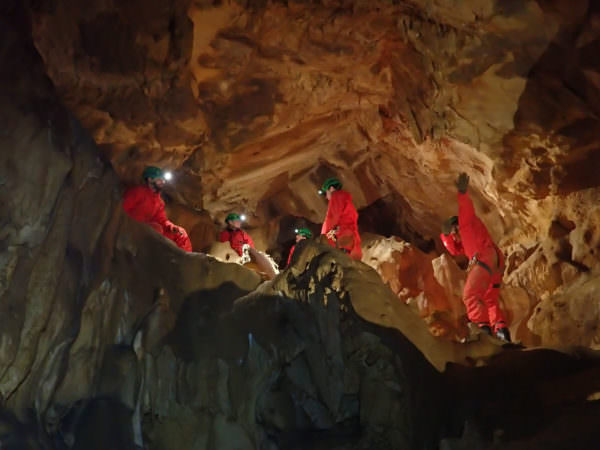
[23,0,600,349]
[2,0,600,449]
[361,233,468,340]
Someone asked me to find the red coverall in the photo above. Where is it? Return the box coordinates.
[219,229,255,256]
[122,185,192,252]
[440,192,506,331]
[321,189,362,260]
[287,244,297,267]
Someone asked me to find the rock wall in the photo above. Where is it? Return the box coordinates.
[0,7,451,449]
[2,2,600,449]
[0,22,452,443]
[24,0,600,348]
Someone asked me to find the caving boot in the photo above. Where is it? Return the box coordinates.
[478,324,493,336]
[495,327,511,343]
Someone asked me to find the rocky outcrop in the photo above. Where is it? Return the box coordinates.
[0,10,459,448]
[2,1,600,449]
[361,233,468,340]
[24,0,600,349]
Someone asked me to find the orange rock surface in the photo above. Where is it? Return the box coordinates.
[28,0,600,346]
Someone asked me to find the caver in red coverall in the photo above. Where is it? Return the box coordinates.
[219,228,255,256]
[321,190,362,260]
[287,241,307,266]
[123,185,192,252]
[440,192,507,332]
[287,244,297,267]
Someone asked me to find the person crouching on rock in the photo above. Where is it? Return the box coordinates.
[287,227,312,267]
[319,177,362,260]
[122,166,192,252]
[219,213,278,280]
[440,172,511,342]
[219,213,255,259]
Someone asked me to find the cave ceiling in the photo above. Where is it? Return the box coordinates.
[28,0,600,246]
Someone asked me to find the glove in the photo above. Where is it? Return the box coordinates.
[441,218,453,235]
[456,172,469,194]
[165,223,183,235]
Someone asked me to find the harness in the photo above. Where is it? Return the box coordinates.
[470,246,503,288]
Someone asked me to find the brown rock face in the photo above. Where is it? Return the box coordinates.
[3,2,600,446]
[29,0,600,221]
[362,234,468,339]
[26,0,600,347]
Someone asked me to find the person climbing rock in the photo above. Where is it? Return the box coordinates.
[320,177,362,260]
[287,227,312,266]
[122,166,192,252]
[218,213,255,257]
[440,172,511,342]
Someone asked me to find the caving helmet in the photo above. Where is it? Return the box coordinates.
[442,216,459,235]
[294,228,313,238]
[142,166,165,181]
[318,177,342,195]
[225,213,245,223]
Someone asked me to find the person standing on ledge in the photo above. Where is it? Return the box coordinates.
[122,166,192,252]
[287,227,312,266]
[319,177,362,260]
[440,172,511,342]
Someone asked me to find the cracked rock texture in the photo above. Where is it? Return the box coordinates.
[2,1,600,448]
[25,0,600,347]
